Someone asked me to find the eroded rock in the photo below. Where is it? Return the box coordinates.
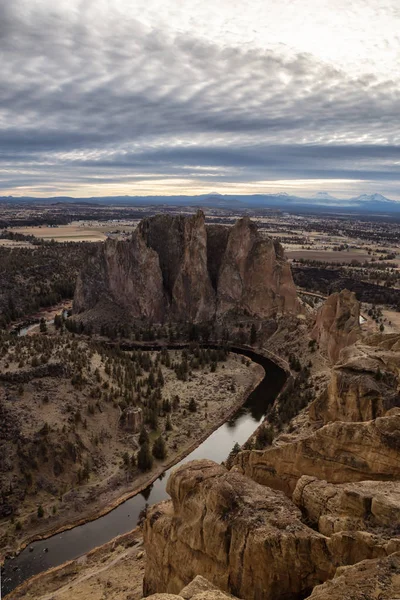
[233,409,400,495]
[312,290,361,364]
[143,459,335,600]
[306,553,400,600]
[74,212,300,325]
[293,476,400,537]
[144,575,239,600]
[309,334,400,424]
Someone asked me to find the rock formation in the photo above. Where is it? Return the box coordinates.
[293,476,400,537]
[144,460,335,600]
[143,459,400,600]
[309,334,400,424]
[121,406,143,432]
[73,211,300,325]
[307,553,400,599]
[233,409,400,495]
[144,575,239,600]
[312,290,361,363]
[141,327,400,600]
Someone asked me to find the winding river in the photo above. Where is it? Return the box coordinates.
[2,347,286,597]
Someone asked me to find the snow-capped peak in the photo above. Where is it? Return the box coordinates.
[352,193,393,203]
[312,192,338,200]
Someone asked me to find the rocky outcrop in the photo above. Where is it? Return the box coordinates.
[310,368,387,424]
[74,225,166,322]
[312,290,361,363]
[74,212,301,325]
[309,335,400,424]
[233,409,400,496]
[293,476,400,537]
[144,576,239,600]
[143,460,400,600]
[306,553,400,600]
[216,218,299,318]
[143,460,335,600]
[121,406,143,432]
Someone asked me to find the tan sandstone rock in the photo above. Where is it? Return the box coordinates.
[312,290,361,364]
[293,476,400,536]
[309,333,400,424]
[233,409,400,495]
[143,459,336,600]
[144,575,239,600]
[306,553,400,600]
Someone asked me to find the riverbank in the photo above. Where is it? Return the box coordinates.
[2,358,264,587]
[8,301,72,336]
[7,529,145,600]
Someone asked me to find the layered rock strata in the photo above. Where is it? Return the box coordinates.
[293,476,400,537]
[74,211,300,324]
[233,409,400,496]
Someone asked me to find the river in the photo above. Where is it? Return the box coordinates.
[1,347,285,597]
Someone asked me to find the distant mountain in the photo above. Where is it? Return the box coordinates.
[350,193,393,204]
[312,192,339,201]
[1,192,399,213]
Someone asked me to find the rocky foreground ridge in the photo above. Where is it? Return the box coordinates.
[142,291,400,600]
[73,211,300,325]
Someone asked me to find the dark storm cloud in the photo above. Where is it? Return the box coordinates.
[1,1,399,193]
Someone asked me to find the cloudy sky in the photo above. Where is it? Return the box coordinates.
[1,0,400,199]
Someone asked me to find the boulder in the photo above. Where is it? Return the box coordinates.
[144,575,239,600]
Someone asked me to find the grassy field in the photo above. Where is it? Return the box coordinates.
[286,250,374,264]
[9,221,139,243]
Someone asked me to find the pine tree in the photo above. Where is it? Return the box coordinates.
[152,436,167,460]
[137,442,153,471]
[255,424,274,449]
[188,398,197,412]
[139,426,149,446]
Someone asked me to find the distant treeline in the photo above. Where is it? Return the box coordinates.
[293,266,400,308]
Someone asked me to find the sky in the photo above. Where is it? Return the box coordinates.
[1,0,400,199]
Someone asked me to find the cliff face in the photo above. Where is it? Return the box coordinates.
[312,290,361,364]
[216,218,299,318]
[309,337,400,424]
[143,460,334,600]
[73,211,300,324]
[143,460,399,600]
[233,409,400,496]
